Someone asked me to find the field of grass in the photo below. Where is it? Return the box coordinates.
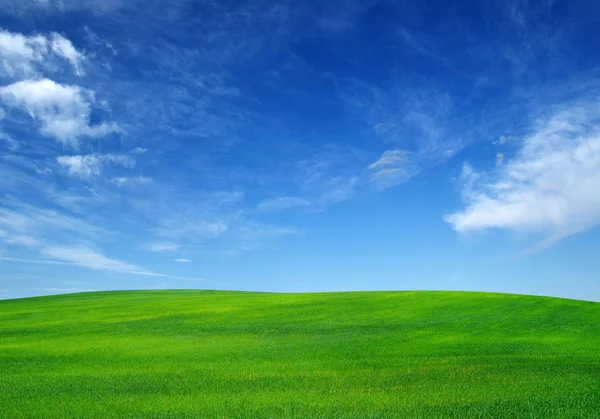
[0,290,599,417]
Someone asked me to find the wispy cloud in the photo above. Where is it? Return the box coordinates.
[445,99,600,248]
[143,242,182,253]
[56,154,135,183]
[495,152,505,166]
[133,190,252,254]
[146,212,299,254]
[219,222,299,254]
[0,201,105,245]
[397,26,446,64]
[0,131,18,150]
[340,77,463,188]
[173,258,191,263]
[155,218,229,241]
[42,245,147,273]
[368,149,412,189]
[0,230,38,247]
[257,197,311,212]
[0,253,209,282]
[493,135,514,146]
[109,176,152,187]
[291,146,364,208]
[369,149,408,169]
[444,149,456,158]
[57,154,135,178]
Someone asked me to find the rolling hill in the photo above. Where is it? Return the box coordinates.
[1,290,598,417]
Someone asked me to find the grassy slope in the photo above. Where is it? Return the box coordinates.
[0,290,599,418]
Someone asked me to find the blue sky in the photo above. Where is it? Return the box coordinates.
[1,0,600,301]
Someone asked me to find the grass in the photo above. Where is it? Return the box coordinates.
[0,290,599,418]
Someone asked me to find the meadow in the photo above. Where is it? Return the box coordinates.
[0,290,599,417]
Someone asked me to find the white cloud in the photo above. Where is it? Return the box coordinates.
[0,30,47,76]
[0,202,104,241]
[496,152,505,166]
[130,147,148,154]
[37,167,53,176]
[445,103,600,247]
[0,30,84,77]
[0,132,19,150]
[174,258,191,263]
[371,168,403,178]
[144,242,182,253]
[3,234,38,246]
[444,149,456,157]
[110,176,151,187]
[368,149,408,169]
[0,254,208,281]
[0,79,119,148]
[42,245,148,274]
[257,197,310,212]
[57,154,135,178]
[50,33,85,75]
[368,149,412,189]
[0,229,38,247]
[493,135,514,146]
[156,218,228,241]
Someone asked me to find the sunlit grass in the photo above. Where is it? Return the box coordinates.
[1,290,598,417]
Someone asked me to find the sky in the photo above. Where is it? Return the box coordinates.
[1,0,600,301]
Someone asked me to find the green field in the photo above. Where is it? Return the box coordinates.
[1,290,599,417]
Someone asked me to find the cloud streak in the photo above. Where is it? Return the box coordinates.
[0,254,209,282]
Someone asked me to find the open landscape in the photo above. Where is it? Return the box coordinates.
[2,1,600,416]
[1,290,598,417]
